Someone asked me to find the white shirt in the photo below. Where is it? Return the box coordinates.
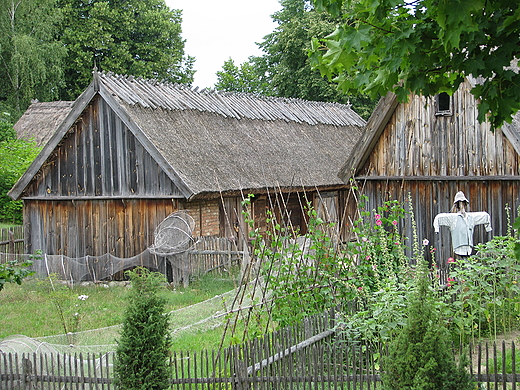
[433,211,492,255]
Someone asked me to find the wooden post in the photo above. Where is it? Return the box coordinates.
[182,252,190,288]
[22,356,33,390]
[233,346,249,390]
[8,229,15,254]
[239,240,250,285]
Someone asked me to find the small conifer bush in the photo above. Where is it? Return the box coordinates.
[114,267,171,390]
[382,259,474,390]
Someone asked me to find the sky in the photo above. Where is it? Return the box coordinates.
[165,0,282,89]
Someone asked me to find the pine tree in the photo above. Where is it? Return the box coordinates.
[382,260,474,390]
[114,267,171,390]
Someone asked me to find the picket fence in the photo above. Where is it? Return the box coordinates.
[1,312,519,389]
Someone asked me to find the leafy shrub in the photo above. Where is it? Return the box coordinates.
[448,236,520,341]
[0,260,33,291]
[0,124,40,223]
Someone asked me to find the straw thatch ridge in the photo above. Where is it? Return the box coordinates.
[99,71,366,127]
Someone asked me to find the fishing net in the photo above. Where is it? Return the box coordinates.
[0,211,198,283]
[149,210,196,256]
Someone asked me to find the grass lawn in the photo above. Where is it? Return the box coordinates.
[0,272,238,344]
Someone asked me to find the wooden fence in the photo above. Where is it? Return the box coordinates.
[1,312,519,389]
[0,226,24,256]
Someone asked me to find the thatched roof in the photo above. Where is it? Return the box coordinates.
[11,72,366,199]
[99,72,365,127]
[14,101,74,146]
[98,72,365,194]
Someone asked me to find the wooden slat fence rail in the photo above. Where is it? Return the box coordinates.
[0,226,24,258]
[2,311,519,389]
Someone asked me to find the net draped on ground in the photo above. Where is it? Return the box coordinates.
[0,280,264,356]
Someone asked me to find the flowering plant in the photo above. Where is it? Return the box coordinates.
[348,195,409,292]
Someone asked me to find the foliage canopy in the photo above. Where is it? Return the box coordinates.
[310,0,520,129]
[0,0,65,112]
[215,0,376,119]
[57,0,195,99]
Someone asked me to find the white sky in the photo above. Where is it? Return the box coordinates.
[165,0,282,89]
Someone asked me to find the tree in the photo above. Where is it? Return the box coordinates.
[57,0,195,99]
[215,58,272,95]
[310,0,520,130]
[215,0,376,119]
[114,267,171,390]
[0,0,65,113]
[0,114,40,224]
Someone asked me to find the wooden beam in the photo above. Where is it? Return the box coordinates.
[354,175,520,181]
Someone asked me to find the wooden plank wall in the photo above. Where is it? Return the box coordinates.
[24,199,177,258]
[22,96,185,198]
[17,94,194,258]
[360,80,520,178]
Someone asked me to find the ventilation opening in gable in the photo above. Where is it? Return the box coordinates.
[435,92,452,116]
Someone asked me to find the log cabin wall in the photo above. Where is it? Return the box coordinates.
[351,80,520,265]
[21,96,186,257]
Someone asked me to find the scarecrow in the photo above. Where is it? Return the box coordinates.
[433,191,492,258]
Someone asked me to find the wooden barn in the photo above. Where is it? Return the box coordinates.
[339,78,520,265]
[9,71,365,263]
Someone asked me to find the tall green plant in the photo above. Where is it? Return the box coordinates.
[348,196,409,291]
[114,268,171,390]
[448,235,520,342]
[255,202,352,327]
[382,259,474,390]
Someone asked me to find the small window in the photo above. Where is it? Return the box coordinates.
[435,92,452,116]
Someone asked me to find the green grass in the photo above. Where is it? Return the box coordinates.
[0,273,238,341]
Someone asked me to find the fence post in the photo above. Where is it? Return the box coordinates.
[8,229,14,254]
[234,358,249,390]
[22,356,33,390]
